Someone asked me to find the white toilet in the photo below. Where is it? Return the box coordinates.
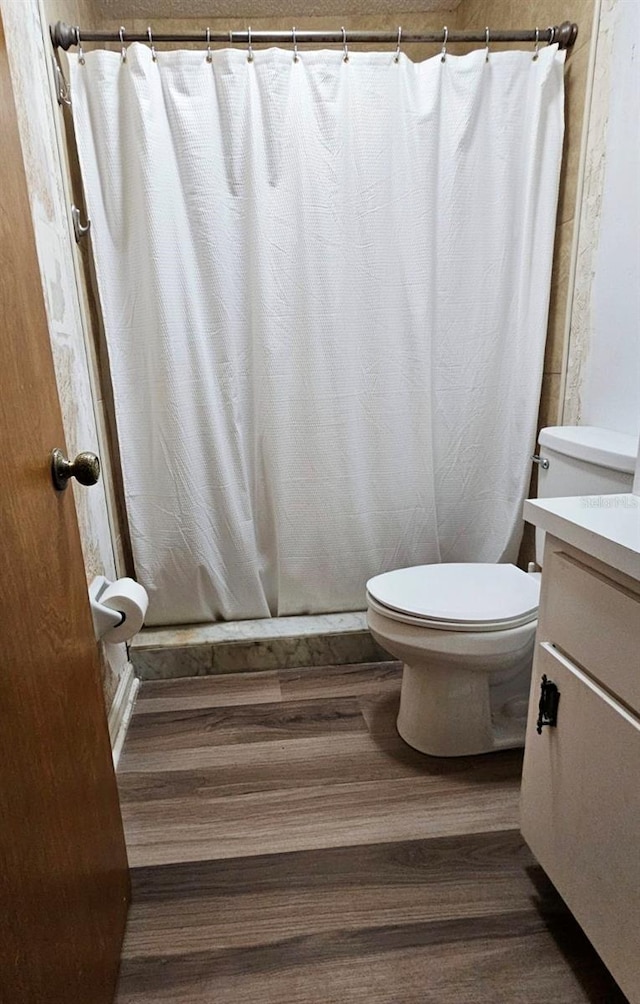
[366,426,637,757]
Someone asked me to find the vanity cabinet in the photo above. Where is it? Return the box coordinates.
[521,535,640,1003]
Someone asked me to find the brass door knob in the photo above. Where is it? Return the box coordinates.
[51,448,101,491]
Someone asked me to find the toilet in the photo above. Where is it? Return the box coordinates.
[366,426,637,757]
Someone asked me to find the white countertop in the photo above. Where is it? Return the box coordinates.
[524,494,640,581]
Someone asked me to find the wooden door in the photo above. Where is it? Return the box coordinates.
[0,13,129,1003]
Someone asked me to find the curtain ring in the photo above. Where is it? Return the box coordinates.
[485,26,490,63]
[292,26,299,63]
[394,26,402,63]
[247,25,254,62]
[147,26,157,62]
[205,27,213,62]
[533,26,540,60]
[119,26,127,63]
[547,25,556,46]
[342,26,349,63]
[76,25,85,65]
[441,25,448,63]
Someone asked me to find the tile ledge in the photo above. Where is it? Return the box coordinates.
[133,611,370,651]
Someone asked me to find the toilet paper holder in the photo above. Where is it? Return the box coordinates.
[89,575,149,644]
[89,576,124,639]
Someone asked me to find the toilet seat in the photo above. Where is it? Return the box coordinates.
[366,563,540,633]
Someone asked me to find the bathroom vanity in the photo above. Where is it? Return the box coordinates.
[522,493,640,1003]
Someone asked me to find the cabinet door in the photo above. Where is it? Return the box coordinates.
[521,643,640,1003]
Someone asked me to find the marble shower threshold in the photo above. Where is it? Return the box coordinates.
[130,612,391,680]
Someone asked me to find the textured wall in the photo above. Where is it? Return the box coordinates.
[1,0,130,721]
[564,0,640,438]
[95,0,462,16]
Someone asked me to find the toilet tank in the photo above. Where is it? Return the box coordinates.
[534,426,637,564]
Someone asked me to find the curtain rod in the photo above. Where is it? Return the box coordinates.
[50,20,579,52]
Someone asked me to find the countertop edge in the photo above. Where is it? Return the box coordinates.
[524,496,640,582]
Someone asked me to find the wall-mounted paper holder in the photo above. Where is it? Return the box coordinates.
[89,575,149,644]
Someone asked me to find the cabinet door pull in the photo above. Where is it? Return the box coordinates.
[536,674,561,733]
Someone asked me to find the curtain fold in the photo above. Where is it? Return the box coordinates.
[70,45,564,625]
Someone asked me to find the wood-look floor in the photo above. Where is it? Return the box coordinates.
[116,662,627,1003]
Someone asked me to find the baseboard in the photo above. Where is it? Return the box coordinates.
[108,661,140,767]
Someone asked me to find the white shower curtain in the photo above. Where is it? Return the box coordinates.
[70,44,564,625]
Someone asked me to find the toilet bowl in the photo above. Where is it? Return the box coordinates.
[366,425,637,758]
[367,563,540,756]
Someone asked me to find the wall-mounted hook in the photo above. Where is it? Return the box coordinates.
[52,55,71,106]
[71,204,91,242]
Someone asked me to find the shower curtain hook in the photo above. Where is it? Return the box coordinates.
[533,26,540,60]
[547,25,556,46]
[342,26,349,63]
[76,25,85,65]
[147,26,157,62]
[485,26,490,62]
[229,30,233,47]
[247,25,254,62]
[119,26,127,63]
[292,26,299,62]
[394,26,402,63]
[441,25,448,63]
[206,27,213,62]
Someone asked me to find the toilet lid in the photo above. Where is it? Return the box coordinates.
[366,563,539,627]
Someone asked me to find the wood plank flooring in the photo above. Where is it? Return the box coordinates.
[116,662,627,1003]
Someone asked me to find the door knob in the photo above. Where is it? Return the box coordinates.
[51,448,101,491]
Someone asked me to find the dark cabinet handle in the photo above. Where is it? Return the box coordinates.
[536,674,560,734]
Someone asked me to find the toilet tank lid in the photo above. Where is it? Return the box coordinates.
[538,426,638,474]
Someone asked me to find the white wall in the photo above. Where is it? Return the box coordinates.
[582,0,640,436]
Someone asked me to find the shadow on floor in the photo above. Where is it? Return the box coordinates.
[527,864,629,1003]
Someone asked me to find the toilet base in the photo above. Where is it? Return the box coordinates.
[397,660,528,756]
[367,605,535,758]
[396,656,531,757]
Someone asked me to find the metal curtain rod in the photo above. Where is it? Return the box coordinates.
[50,20,579,52]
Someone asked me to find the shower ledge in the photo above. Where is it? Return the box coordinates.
[130,611,391,680]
